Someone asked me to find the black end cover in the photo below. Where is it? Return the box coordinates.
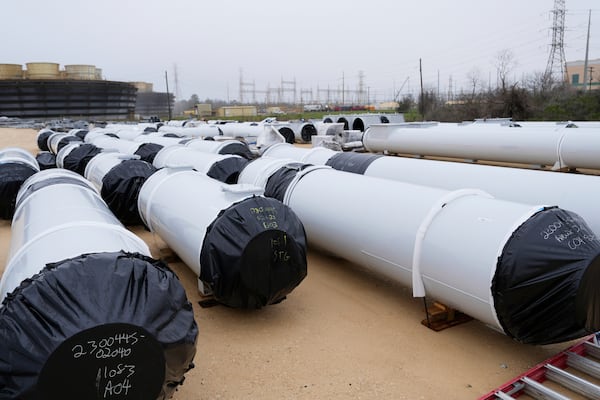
[35,152,57,170]
[0,163,38,220]
[200,196,307,308]
[206,157,249,184]
[101,159,157,225]
[37,130,54,151]
[0,251,198,400]
[219,142,255,160]
[325,152,382,175]
[134,143,164,164]
[493,207,600,344]
[62,144,102,176]
[264,163,312,202]
[57,136,83,153]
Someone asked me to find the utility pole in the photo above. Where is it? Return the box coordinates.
[165,70,172,120]
[419,58,424,120]
[583,9,592,90]
[589,66,595,91]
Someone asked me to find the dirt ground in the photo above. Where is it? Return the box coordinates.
[0,128,575,399]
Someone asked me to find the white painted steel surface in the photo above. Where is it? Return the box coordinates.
[363,123,600,170]
[55,142,83,168]
[158,125,222,138]
[134,134,188,147]
[152,145,243,174]
[262,143,336,165]
[238,157,545,331]
[185,139,247,154]
[0,147,39,170]
[262,143,600,236]
[89,135,142,154]
[362,156,600,236]
[47,132,68,155]
[0,169,149,299]
[84,151,139,192]
[138,168,262,277]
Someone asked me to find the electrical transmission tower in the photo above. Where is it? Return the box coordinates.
[239,69,256,104]
[545,0,567,83]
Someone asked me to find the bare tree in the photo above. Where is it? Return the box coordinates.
[466,67,483,98]
[495,49,517,92]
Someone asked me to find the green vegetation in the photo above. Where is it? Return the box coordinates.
[410,84,600,123]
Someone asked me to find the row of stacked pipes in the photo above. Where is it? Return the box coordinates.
[0,117,599,398]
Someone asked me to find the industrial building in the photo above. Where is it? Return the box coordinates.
[567,58,600,90]
[131,81,174,120]
[0,63,137,120]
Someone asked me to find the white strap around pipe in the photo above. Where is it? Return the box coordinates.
[412,188,493,297]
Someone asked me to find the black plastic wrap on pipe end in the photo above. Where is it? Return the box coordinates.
[300,124,317,142]
[62,144,102,176]
[0,251,198,400]
[264,163,313,202]
[56,136,83,154]
[134,142,164,164]
[200,195,308,308]
[101,159,157,225]
[0,163,38,220]
[219,142,255,160]
[73,129,89,140]
[35,152,57,170]
[325,152,383,175]
[36,130,53,151]
[493,207,600,345]
[206,157,249,184]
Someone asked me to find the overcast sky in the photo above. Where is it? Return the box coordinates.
[3,0,598,103]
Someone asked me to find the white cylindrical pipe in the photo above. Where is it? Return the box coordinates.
[55,142,83,169]
[185,138,253,159]
[0,147,40,220]
[138,168,308,308]
[84,152,156,225]
[134,133,189,147]
[158,125,222,138]
[152,145,248,184]
[0,147,38,170]
[238,157,600,344]
[363,123,600,170]
[287,121,317,143]
[89,135,163,163]
[266,144,600,237]
[89,135,142,154]
[2,169,149,297]
[262,143,336,165]
[0,168,197,398]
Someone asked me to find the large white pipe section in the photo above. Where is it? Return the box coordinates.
[0,147,40,220]
[0,168,198,398]
[89,134,163,163]
[47,132,82,155]
[262,143,600,236]
[84,152,157,225]
[152,145,248,184]
[158,124,223,138]
[363,123,600,170]
[138,168,308,308]
[1,169,149,297]
[134,133,189,147]
[287,121,317,143]
[185,138,254,159]
[238,157,600,345]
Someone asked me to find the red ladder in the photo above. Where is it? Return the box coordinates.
[479,333,600,399]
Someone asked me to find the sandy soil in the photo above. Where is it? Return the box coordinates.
[0,128,574,399]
